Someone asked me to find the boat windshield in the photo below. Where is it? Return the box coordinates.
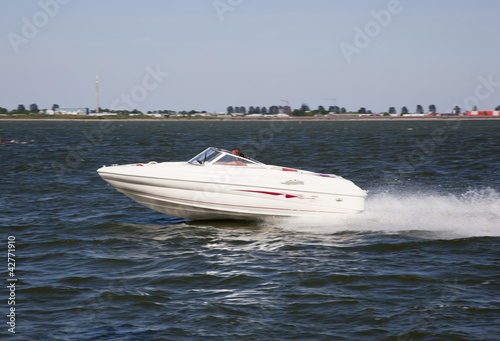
[188,147,265,168]
[188,148,221,165]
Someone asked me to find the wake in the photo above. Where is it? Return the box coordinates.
[269,187,500,238]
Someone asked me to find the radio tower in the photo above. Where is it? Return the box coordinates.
[95,75,100,113]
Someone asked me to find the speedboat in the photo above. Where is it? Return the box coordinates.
[97,147,367,220]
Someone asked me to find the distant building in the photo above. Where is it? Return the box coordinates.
[55,107,89,115]
[88,112,117,116]
[467,111,500,116]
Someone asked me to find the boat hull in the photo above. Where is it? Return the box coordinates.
[98,162,367,220]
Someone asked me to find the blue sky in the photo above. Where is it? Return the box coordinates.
[1,0,500,113]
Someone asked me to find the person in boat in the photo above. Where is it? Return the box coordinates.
[215,148,247,166]
[232,148,244,157]
[232,148,247,165]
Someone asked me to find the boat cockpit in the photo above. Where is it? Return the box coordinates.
[188,147,265,168]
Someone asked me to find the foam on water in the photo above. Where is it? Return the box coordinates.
[269,187,500,238]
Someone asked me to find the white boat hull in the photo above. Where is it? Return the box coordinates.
[98,159,367,220]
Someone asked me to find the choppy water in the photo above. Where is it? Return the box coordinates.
[1,120,500,340]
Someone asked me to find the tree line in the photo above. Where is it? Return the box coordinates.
[0,104,44,114]
[228,103,500,116]
[3,103,500,116]
[0,103,63,115]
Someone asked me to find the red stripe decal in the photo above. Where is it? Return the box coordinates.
[237,190,298,199]
[122,189,346,214]
[238,190,282,196]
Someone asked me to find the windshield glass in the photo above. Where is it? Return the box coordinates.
[188,147,265,168]
[188,148,221,165]
[213,154,257,167]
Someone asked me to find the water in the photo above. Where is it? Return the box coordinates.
[1,120,500,340]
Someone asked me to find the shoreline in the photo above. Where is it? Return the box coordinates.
[1,116,500,122]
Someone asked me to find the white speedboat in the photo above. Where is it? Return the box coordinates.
[97,147,367,220]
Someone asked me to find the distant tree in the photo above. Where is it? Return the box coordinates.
[300,103,310,112]
[495,105,500,110]
[340,107,346,114]
[29,103,39,113]
[401,106,409,114]
[429,104,436,113]
[388,107,396,114]
[261,107,267,115]
[269,105,278,115]
[416,105,423,114]
[453,105,461,114]
[52,104,59,111]
[332,106,340,113]
[318,105,326,113]
[227,106,234,114]
[240,106,246,114]
[472,105,478,111]
[0,107,8,113]
[254,106,261,114]
[17,104,26,112]
[358,107,367,114]
[328,106,335,112]
[248,106,255,114]
[291,109,305,116]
